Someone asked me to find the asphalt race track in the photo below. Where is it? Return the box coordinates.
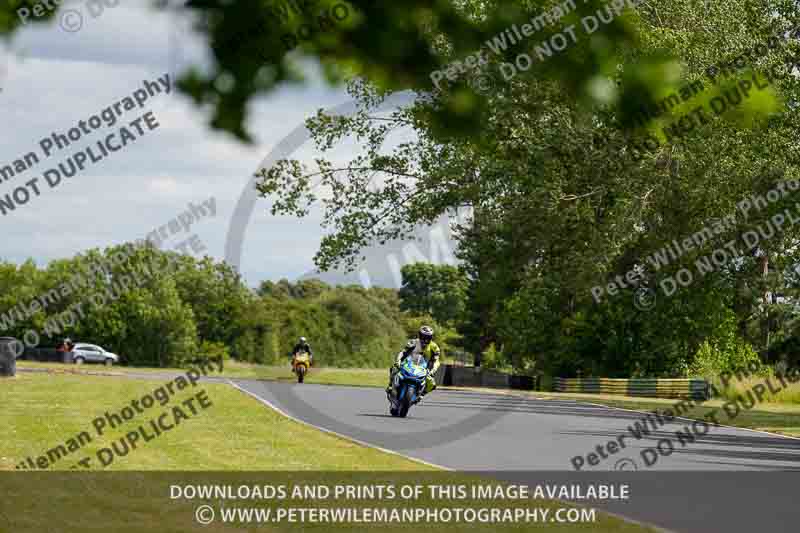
[235,380,800,533]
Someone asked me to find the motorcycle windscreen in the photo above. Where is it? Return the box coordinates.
[402,353,428,378]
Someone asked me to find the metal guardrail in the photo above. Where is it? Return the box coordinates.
[553,377,710,400]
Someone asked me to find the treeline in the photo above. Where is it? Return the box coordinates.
[0,243,443,368]
[394,249,799,381]
[257,2,800,379]
[244,279,407,367]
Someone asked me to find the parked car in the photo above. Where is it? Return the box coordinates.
[71,343,120,366]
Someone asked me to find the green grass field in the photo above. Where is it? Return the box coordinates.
[16,360,800,438]
[0,371,411,471]
[0,372,655,533]
[16,359,388,387]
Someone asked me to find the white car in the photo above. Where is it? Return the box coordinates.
[71,343,120,366]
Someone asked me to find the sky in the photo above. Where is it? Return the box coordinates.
[0,0,448,288]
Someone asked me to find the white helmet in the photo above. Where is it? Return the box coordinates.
[418,326,434,346]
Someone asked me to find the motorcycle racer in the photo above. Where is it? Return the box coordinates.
[386,326,441,400]
[291,336,313,365]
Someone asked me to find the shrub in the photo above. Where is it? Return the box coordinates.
[481,343,510,371]
[687,337,763,379]
[194,340,230,368]
[688,338,762,377]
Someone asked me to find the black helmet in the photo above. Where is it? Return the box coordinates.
[299,337,307,343]
[418,326,434,346]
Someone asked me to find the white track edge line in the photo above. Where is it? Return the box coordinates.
[225,379,677,533]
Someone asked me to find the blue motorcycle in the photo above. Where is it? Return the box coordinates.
[387,353,429,418]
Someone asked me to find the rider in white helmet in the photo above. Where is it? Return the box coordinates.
[291,336,313,365]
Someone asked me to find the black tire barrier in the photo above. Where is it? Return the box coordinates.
[441,365,538,391]
[0,337,19,377]
[20,347,67,363]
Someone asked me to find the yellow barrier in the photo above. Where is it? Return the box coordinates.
[553,377,709,400]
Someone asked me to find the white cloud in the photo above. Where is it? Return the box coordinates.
[0,1,368,286]
[0,2,432,288]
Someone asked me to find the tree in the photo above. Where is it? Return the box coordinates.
[256,1,800,376]
[117,278,199,367]
[257,279,294,299]
[2,1,698,141]
[398,263,467,326]
[170,254,252,355]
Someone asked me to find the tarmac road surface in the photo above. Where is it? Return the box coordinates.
[235,380,800,533]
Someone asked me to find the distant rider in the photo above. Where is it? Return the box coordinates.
[57,338,74,353]
[386,326,441,399]
[57,338,74,363]
[291,337,313,365]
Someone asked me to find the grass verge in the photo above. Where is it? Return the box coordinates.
[16,360,387,387]
[16,360,800,438]
[0,373,656,533]
[0,372,418,471]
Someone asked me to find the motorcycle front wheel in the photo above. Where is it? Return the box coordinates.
[398,384,414,418]
[297,367,305,383]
